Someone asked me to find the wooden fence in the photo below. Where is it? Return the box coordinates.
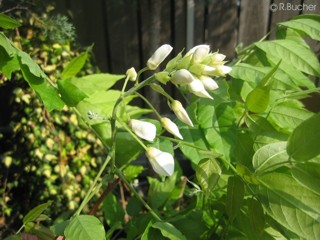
[55,0,319,73]
[55,0,319,112]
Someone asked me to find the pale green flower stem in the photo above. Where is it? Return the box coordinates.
[74,74,158,218]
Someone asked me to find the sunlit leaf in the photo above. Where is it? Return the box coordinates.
[23,201,52,225]
[61,52,88,79]
[152,221,187,240]
[0,13,21,29]
[64,215,105,240]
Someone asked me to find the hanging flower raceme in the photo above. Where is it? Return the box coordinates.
[161,117,183,139]
[147,44,173,70]
[146,147,174,176]
[129,119,157,142]
[170,100,193,127]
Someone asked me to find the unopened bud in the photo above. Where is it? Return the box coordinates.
[188,79,213,99]
[146,147,174,176]
[129,119,157,142]
[170,100,193,127]
[161,117,183,139]
[126,67,137,81]
[147,44,173,70]
[216,65,232,76]
[200,76,219,91]
[192,45,210,63]
[171,69,194,85]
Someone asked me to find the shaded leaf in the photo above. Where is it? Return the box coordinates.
[23,201,52,225]
[287,113,320,161]
[226,176,245,222]
[152,222,187,240]
[247,198,265,238]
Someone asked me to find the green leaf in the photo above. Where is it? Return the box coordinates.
[25,222,55,240]
[23,201,52,225]
[245,62,280,113]
[269,100,314,133]
[275,27,310,48]
[64,215,106,240]
[257,172,320,239]
[102,193,125,226]
[278,14,320,41]
[292,162,320,196]
[0,13,21,29]
[177,124,209,165]
[225,176,245,222]
[198,101,237,163]
[19,63,65,111]
[152,222,187,240]
[196,158,221,194]
[287,113,320,161]
[61,52,88,79]
[247,198,265,238]
[4,235,22,240]
[70,73,124,95]
[256,40,320,76]
[123,165,144,181]
[246,87,270,113]
[57,78,88,106]
[0,32,18,56]
[253,142,289,174]
[18,51,47,79]
[0,48,19,78]
[148,173,176,209]
[171,210,209,239]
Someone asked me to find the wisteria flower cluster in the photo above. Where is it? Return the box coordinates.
[126,44,231,176]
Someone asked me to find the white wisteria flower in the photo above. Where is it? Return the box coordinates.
[161,117,183,139]
[129,119,157,142]
[188,78,213,99]
[216,65,232,76]
[200,76,219,91]
[147,44,173,70]
[170,100,194,127]
[192,45,210,63]
[171,69,194,85]
[126,67,137,81]
[146,147,174,176]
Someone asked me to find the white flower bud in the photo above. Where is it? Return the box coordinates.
[186,44,210,56]
[200,76,219,91]
[147,44,173,70]
[161,117,183,139]
[126,67,137,82]
[211,53,226,63]
[188,79,213,99]
[129,119,157,142]
[146,147,174,176]
[171,69,194,85]
[170,100,193,127]
[202,65,216,76]
[192,45,210,63]
[216,65,232,76]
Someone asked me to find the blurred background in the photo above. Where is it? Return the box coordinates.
[0,0,319,237]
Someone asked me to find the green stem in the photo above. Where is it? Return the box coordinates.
[117,116,149,151]
[74,155,111,216]
[114,168,162,221]
[135,92,162,120]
